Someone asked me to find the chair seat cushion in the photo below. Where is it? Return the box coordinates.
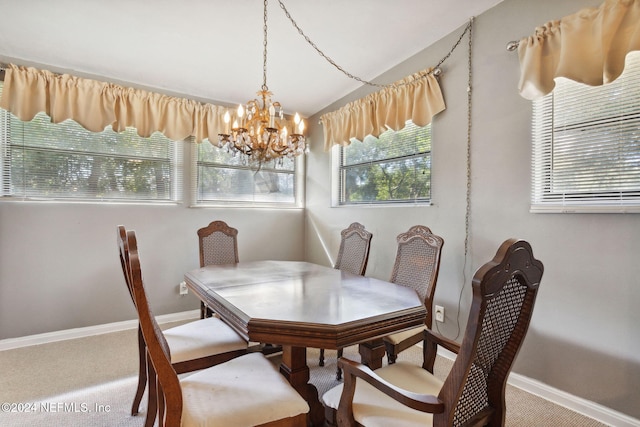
[383,325,426,345]
[180,352,309,427]
[322,361,443,427]
[165,317,248,364]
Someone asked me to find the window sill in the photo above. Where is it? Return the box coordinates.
[530,205,640,214]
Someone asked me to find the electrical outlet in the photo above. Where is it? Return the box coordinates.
[179,281,188,295]
[435,305,445,322]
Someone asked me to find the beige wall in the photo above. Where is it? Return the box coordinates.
[304,0,640,420]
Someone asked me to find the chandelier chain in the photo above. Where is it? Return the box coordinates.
[453,16,474,341]
[277,0,471,88]
[262,0,269,91]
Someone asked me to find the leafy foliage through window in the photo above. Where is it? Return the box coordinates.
[0,83,180,203]
[338,121,431,205]
[531,51,640,212]
[194,140,297,205]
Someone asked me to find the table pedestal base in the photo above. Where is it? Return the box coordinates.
[280,346,324,427]
[279,341,387,427]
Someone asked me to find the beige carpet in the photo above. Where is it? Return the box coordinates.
[0,322,607,426]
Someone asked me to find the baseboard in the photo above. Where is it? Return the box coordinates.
[437,347,640,427]
[0,310,200,351]
[2,319,638,427]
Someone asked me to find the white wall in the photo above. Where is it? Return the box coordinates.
[304,0,640,420]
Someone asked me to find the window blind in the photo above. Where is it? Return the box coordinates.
[531,52,640,213]
[339,121,432,205]
[192,139,299,206]
[0,82,182,202]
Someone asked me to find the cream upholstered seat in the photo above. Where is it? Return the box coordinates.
[322,362,444,426]
[319,222,373,379]
[197,220,239,319]
[163,317,247,364]
[180,353,309,427]
[383,225,443,365]
[117,226,249,427]
[124,228,308,427]
[322,239,544,427]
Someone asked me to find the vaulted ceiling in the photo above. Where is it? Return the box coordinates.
[0,0,505,118]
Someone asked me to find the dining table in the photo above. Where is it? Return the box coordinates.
[184,260,426,426]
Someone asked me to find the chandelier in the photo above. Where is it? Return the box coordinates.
[216,0,307,165]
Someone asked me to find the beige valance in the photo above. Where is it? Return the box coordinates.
[517,0,640,100]
[0,64,228,142]
[319,67,445,150]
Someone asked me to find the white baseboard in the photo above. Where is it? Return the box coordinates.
[0,310,200,351]
[437,347,640,427]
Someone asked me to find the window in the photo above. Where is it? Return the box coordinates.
[0,83,182,202]
[531,52,640,213]
[335,121,432,205]
[193,140,301,207]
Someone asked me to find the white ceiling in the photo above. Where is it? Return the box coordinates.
[0,0,504,118]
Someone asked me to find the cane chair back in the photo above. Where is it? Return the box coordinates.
[382,225,444,363]
[197,220,239,318]
[198,220,239,267]
[320,222,373,378]
[323,239,544,427]
[443,239,543,426]
[125,229,308,427]
[334,222,373,276]
[390,225,444,317]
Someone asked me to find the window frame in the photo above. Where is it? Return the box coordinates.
[530,52,640,214]
[0,104,183,204]
[332,121,433,207]
[190,140,305,209]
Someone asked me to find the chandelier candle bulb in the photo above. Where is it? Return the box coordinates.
[269,103,275,127]
[237,105,244,127]
[223,111,230,134]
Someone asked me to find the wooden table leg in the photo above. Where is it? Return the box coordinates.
[279,345,325,427]
[358,338,386,370]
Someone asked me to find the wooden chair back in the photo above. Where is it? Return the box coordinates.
[334,222,373,276]
[197,220,239,267]
[126,229,183,426]
[390,225,444,327]
[437,239,543,426]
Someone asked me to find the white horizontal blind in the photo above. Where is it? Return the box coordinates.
[193,138,298,206]
[531,51,640,212]
[0,82,182,202]
[339,121,432,205]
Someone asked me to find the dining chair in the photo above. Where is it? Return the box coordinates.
[124,229,309,427]
[383,225,444,365]
[323,238,544,427]
[197,220,239,318]
[320,222,374,378]
[117,226,250,427]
